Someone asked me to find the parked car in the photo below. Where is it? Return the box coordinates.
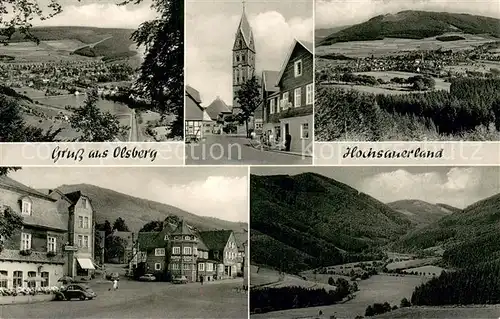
[172,276,188,284]
[55,283,96,301]
[139,274,156,282]
[105,272,120,281]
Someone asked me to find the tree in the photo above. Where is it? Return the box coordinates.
[0,206,24,239]
[235,76,262,137]
[0,0,62,45]
[400,298,411,308]
[365,305,374,316]
[121,0,183,139]
[66,88,129,142]
[106,236,127,262]
[112,217,130,232]
[139,220,164,232]
[328,276,334,285]
[0,95,61,142]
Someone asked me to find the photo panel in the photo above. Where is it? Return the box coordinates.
[313,0,500,165]
[185,0,314,165]
[0,166,249,318]
[0,0,184,165]
[249,165,500,318]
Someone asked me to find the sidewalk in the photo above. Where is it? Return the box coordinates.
[246,140,312,158]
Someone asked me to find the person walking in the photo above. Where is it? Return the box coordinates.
[113,279,118,291]
[200,275,204,286]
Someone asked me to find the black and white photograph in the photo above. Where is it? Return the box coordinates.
[0,166,248,318]
[250,166,500,318]
[185,0,313,165]
[0,0,183,142]
[315,0,500,141]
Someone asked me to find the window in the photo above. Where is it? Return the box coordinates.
[21,200,31,215]
[184,247,192,255]
[77,235,83,248]
[206,263,213,272]
[193,247,198,256]
[82,198,88,209]
[41,272,49,288]
[198,263,205,271]
[84,217,89,229]
[236,54,240,62]
[0,271,7,288]
[21,233,31,250]
[281,92,289,110]
[294,60,303,77]
[172,247,181,254]
[306,83,313,105]
[83,236,89,248]
[204,251,208,259]
[241,54,245,62]
[155,263,162,271]
[270,99,275,114]
[171,263,179,270]
[184,236,190,240]
[155,248,165,256]
[13,271,23,288]
[27,271,36,288]
[47,236,56,252]
[294,87,302,107]
[78,216,83,228]
[301,123,309,139]
[214,251,219,259]
[164,235,169,241]
[183,264,190,270]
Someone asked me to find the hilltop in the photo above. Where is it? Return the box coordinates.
[0,26,137,61]
[319,10,500,46]
[54,183,247,234]
[387,199,455,227]
[392,193,500,267]
[250,173,412,273]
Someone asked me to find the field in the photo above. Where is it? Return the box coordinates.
[0,40,90,62]
[376,305,500,318]
[316,33,496,58]
[355,71,451,91]
[444,60,500,73]
[402,265,445,277]
[251,274,427,319]
[250,266,332,290]
[386,258,440,271]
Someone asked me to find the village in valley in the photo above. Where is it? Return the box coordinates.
[185,0,313,165]
[0,167,248,318]
[315,2,500,141]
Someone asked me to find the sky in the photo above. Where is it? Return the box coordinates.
[316,0,500,29]
[186,0,314,106]
[251,166,500,209]
[9,167,248,223]
[27,0,156,29]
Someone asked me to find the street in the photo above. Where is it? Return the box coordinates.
[185,135,312,165]
[0,279,247,319]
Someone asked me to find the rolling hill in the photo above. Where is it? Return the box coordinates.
[387,199,455,227]
[391,193,500,267]
[53,183,247,234]
[250,173,413,273]
[319,10,500,46]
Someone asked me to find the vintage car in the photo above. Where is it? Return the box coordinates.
[55,283,97,301]
[172,275,188,284]
[139,274,156,282]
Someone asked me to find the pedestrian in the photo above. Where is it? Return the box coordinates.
[113,279,118,290]
[200,275,204,285]
[268,132,274,147]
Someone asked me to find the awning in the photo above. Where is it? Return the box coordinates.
[76,258,95,270]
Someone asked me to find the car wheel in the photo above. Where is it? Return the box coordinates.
[79,294,86,301]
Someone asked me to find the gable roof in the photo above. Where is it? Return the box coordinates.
[0,175,55,201]
[253,103,263,120]
[137,231,165,250]
[199,230,233,251]
[185,87,212,121]
[235,9,255,52]
[171,219,195,236]
[275,39,313,87]
[205,97,232,120]
[262,70,280,92]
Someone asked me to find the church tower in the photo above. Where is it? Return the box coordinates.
[232,1,255,110]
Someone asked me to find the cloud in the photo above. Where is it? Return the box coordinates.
[148,176,248,223]
[359,167,487,208]
[186,9,312,105]
[34,3,156,28]
[315,0,500,29]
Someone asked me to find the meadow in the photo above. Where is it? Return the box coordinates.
[386,258,440,270]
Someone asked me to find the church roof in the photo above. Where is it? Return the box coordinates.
[235,8,255,52]
[206,97,232,120]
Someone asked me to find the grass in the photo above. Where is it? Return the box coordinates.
[386,258,440,270]
[375,305,500,318]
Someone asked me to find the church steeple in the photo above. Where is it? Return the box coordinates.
[232,0,256,108]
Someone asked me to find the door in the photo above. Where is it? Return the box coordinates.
[284,123,290,136]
